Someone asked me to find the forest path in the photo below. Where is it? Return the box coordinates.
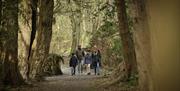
[21,75,102,91]
[12,65,107,91]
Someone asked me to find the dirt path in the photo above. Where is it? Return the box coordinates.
[8,59,130,91]
[11,74,105,91]
[11,65,105,91]
[17,75,102,91]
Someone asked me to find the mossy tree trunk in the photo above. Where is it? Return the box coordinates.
[116,0,137,80]
[0,0,23,85]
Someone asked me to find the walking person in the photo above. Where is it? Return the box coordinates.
[84,51,92,75]
[69,53,78,75]
[92,50,101,75]
[75,45,85,74]
[96,50,101,75]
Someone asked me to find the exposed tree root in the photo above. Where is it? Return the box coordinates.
[100,61,128,87]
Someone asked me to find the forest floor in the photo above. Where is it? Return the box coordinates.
[11,75,102,91]
[0,55,136,91]
[8,64,122,91]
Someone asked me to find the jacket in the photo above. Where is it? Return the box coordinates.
[69,56,78,67]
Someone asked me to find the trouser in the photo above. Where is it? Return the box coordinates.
[77,60,83,74]
[71,66,76,75]
[94,62,100,75]
[86,64,91,74]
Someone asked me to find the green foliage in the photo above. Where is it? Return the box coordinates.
[88,0,124,68]
[126,73,138,87]
[90,21,122,68]
[96,21,118,38]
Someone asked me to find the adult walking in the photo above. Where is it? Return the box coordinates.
[92,50,101,75]
[75,45,85,74]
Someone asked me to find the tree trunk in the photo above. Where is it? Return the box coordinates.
[70,14,81,53]
[70,0,82,53]
[26,0,38,80]
[0,0,2,23]
[0,0,23,85]
[70,15,78,53]
[116,0,137,80]
[0,0,2,86]
[147,0,180,91]
[30,0,54,79]
[18,0,32,80]
[128,0,152,91]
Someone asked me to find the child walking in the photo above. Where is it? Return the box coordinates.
[69,53,78,75]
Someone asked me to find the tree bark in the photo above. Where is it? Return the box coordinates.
[70,15,78,53]
[26,0,38,80]
[0,0,23,85]
[0,0,2,86]
[70,14,81,53]
[128,0,152,91]
[18,0,33,80]
[30,0,54,79]
[116,0,137,80]
[70,0,82,53]
[0,0,2,23]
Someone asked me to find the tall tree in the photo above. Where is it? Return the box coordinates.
[0,0,23,85]
[30,0,54,79]
[18,0,33,81]
[26,0,38,80]
[128,0,152,91]
[70,13,81,53]
[116,0,137,80]
[0,0,2,86]
[0,0,2,23]
[70,0,82,53]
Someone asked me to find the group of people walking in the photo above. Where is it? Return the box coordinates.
[69,45,101,76]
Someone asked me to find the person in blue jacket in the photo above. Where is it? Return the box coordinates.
[69,53,78,75]
[84,52,92,75]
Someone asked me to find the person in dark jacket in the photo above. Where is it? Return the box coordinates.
[69,53,78,75]
[75,45,85,74]
[92,50,101,75]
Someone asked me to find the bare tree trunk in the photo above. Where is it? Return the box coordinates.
[0,0,23,85]
[0,0,2,86]
[145,1,180,91]
[70,14,81,53]
[30,0,54,79]
[26,0,38,80]
[0,0,2,23]
[18,0,32,80]
[128,0,152,91]
[70,15,78,53]
[70,0,82,53]
[116,0,137,80]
